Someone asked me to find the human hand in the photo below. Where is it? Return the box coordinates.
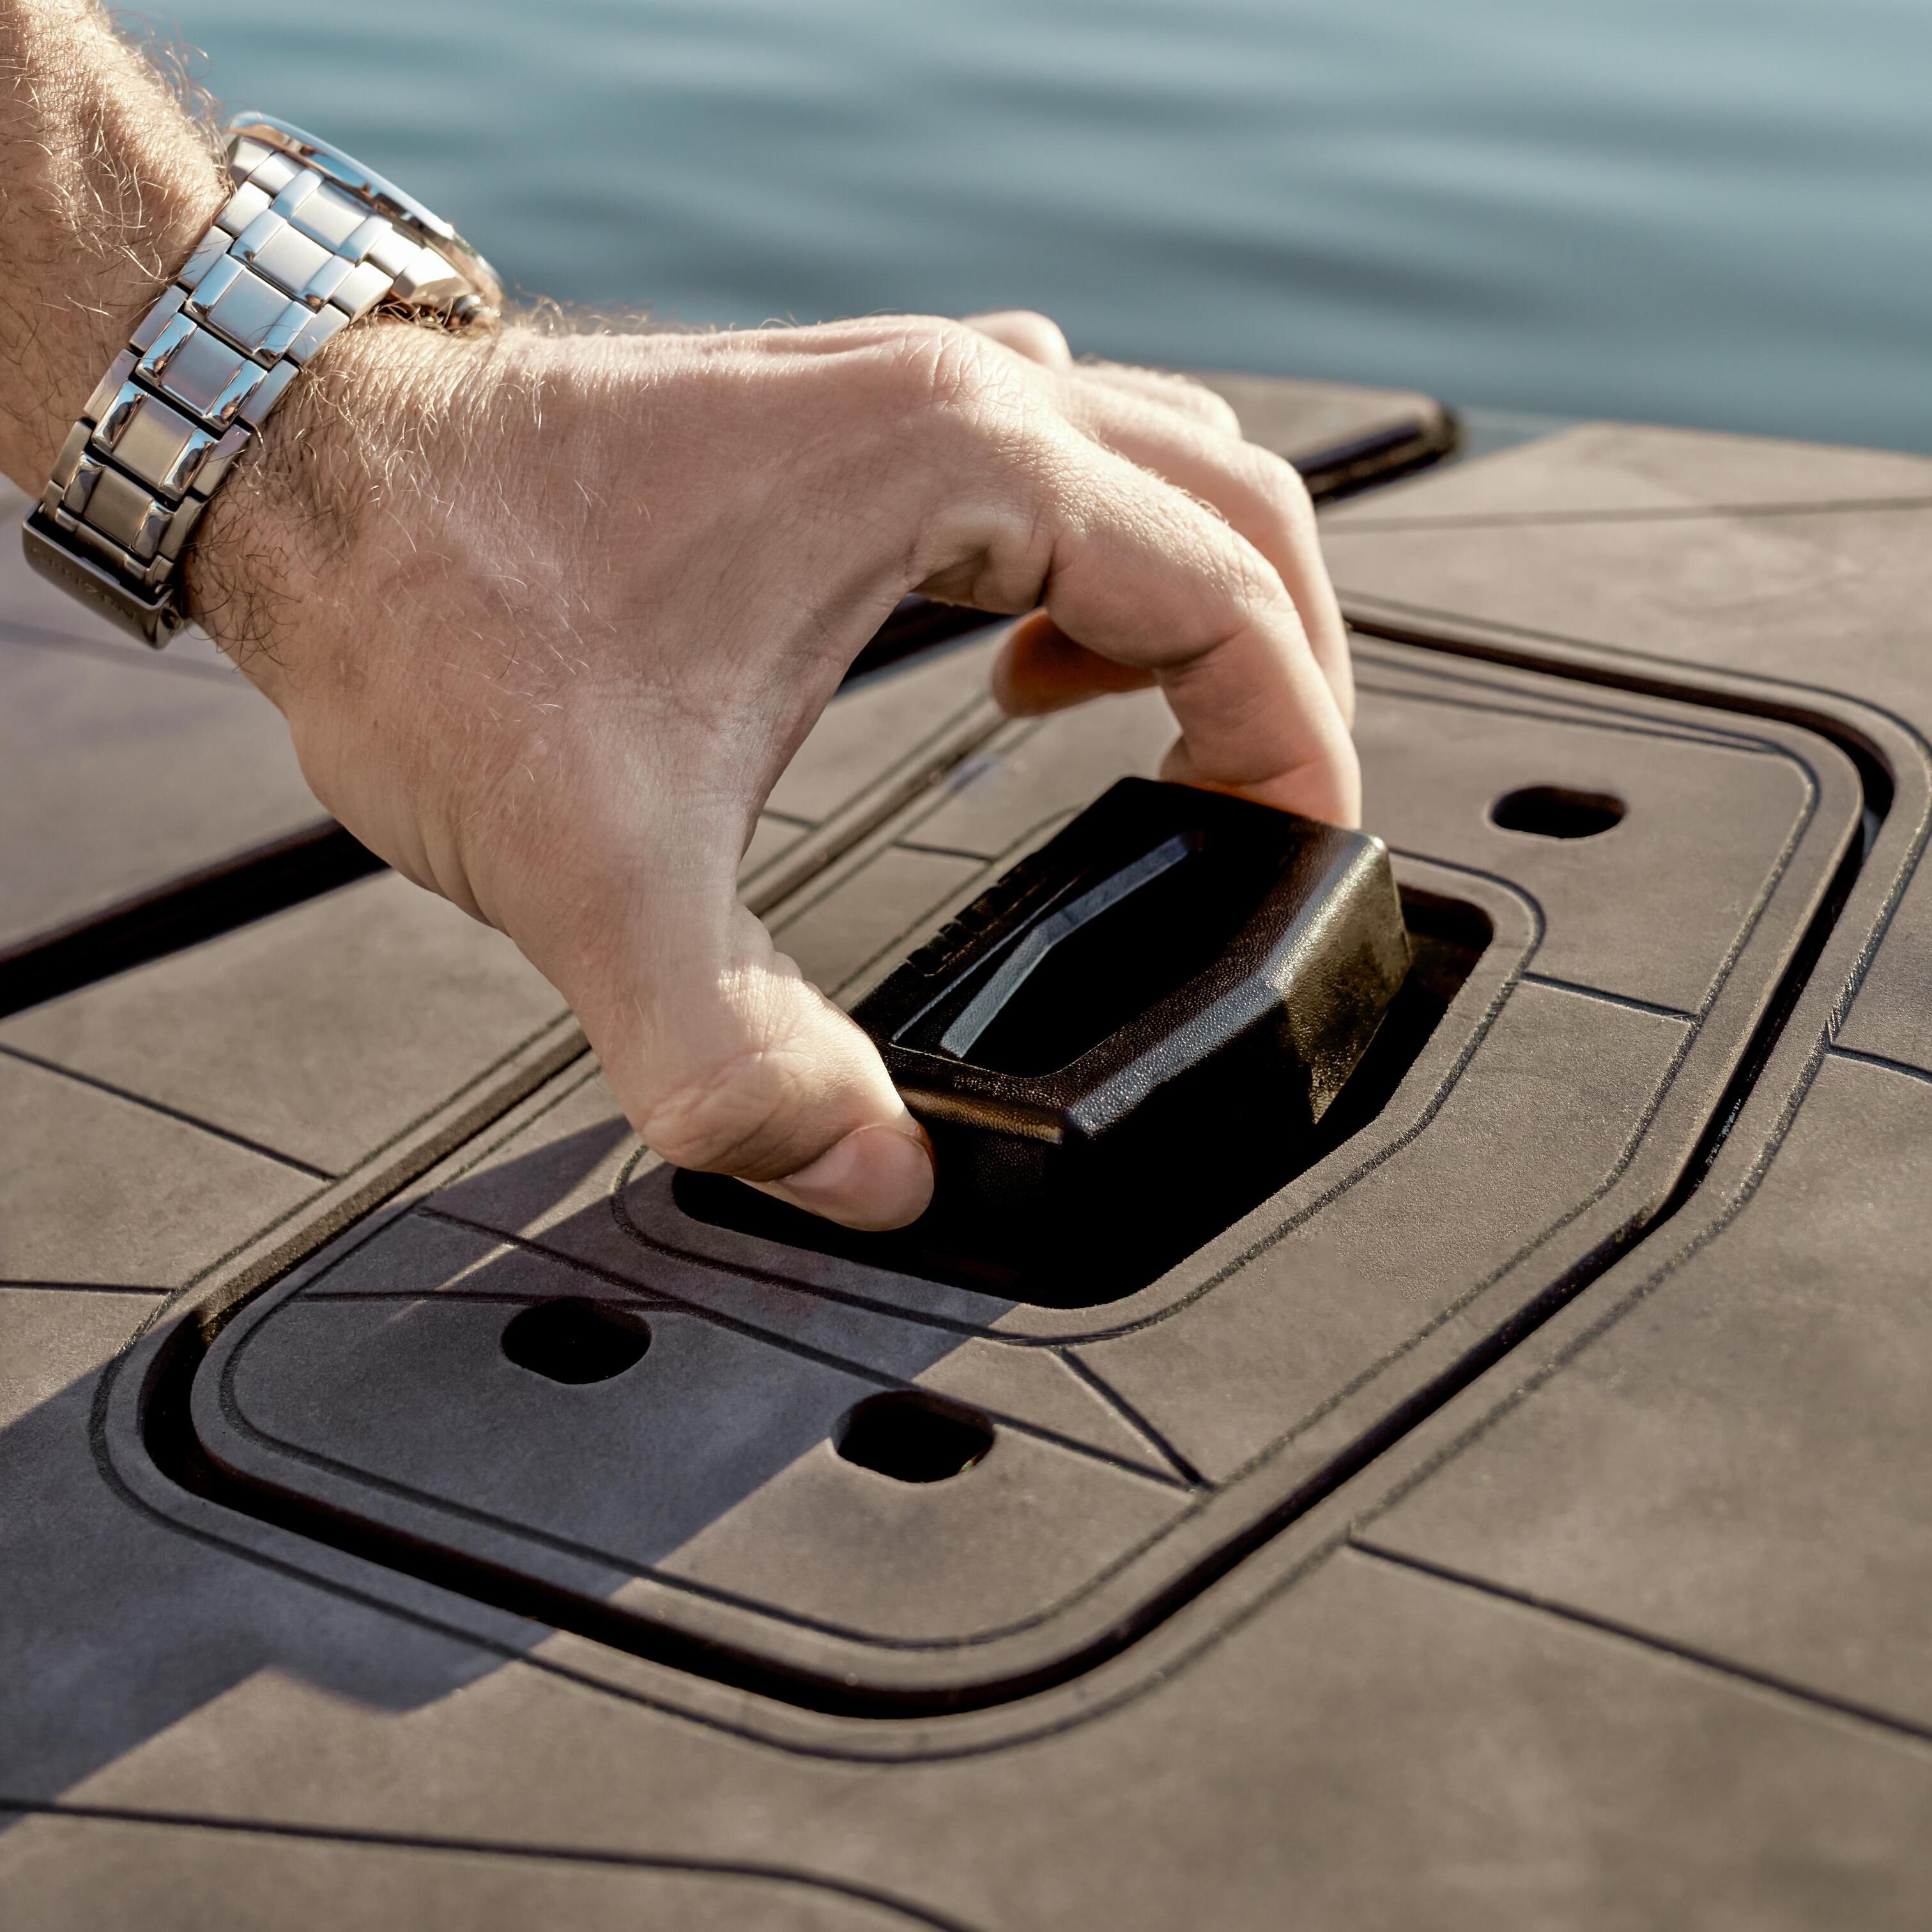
[188,307,1357,1231]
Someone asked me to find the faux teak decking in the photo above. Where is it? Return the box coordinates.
[4,379,1931,1928]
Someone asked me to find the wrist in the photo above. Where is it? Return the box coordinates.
[184,312,512,702]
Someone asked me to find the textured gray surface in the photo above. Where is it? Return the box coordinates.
[0,1054,314,1289]
[24,1543,1932,1931]
[1322,419,1932,522]
[1361,1050,1932,1729]
[1077,981,1689,1480]
[1319,422,1932,1070]
[0,873,564,1177]
[12,387,1932,1924]
[0,1816,944,1932]
[771,845,988,995]
[765,640,1003,827]
[188,641,1859,1704]
[203,1213,1186,1650]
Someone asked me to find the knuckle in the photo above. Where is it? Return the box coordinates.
[1163,375,1243,436]
[1200,392,1245,436]
[877,318,1009,418]
[1197,514,1292,616]
[1096,362,1243,435]
[974,308,1071,366]
[1231,440,1317,536]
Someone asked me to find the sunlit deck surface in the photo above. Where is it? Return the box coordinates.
[6,375,1931,1928]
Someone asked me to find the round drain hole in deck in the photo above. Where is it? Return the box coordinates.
[834,1392,995,1483]
[1489,785,1625,840]
[501,1297,652,1384]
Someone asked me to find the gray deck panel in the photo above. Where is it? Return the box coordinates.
[1321,420,1932,525]
[0,629,324,958]
[0,873,564,1179]
[1078,983,1690,1479]
[0,1284,524,1809]
[1356,691,1817,1015]
[770,845,987,995]
[0,1816,935,1932]
[209,1227,1186,1647]
[765,641,1003,826]
[13,381,1932,1924]
[296,1197,1177,1481]
[27,1543,1932,1931]
[892,696,1174,861]
[0,1055,314,1289]
[1322,433,1932,1068]
[1359,1050,1932,1732]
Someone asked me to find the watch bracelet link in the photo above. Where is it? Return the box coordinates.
[21,118,492,648]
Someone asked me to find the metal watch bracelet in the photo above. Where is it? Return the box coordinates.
[21,113,500,648]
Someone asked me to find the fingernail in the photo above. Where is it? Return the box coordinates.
[756,1123,934,1231]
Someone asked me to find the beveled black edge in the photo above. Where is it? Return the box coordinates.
[857,776,1387,1117]
[625,856,1526,1338]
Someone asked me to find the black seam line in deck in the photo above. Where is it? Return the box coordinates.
[891,837,1011,862]
[0,1043,331,1178]
[1326,491,1932,533]
[0,1279,170,1296]
[0,822,385,1022]
[1055,1347,1206,1488]
[1826,1041,1932,1087]
[1349,1544,1932,1751]
[410,1057,610,1201]
[116,1020,590,1365]
[0,1802,983,1932]
[1517,975,1696,1022]
[1351,673,1795,756]
[1353,631,1777,723]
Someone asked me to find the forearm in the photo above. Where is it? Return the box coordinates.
[0,0,482,700]
[0,0,225,487]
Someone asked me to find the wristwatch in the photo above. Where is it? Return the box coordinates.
[21,112,500,648]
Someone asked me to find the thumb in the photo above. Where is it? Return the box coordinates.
[566,896,935,1233]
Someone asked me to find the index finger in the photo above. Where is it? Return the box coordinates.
[960,425,1359,824]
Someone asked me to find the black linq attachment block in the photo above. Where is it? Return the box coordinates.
[680,778,1424,1307]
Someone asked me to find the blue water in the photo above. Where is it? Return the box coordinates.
[164,0,1932,450]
